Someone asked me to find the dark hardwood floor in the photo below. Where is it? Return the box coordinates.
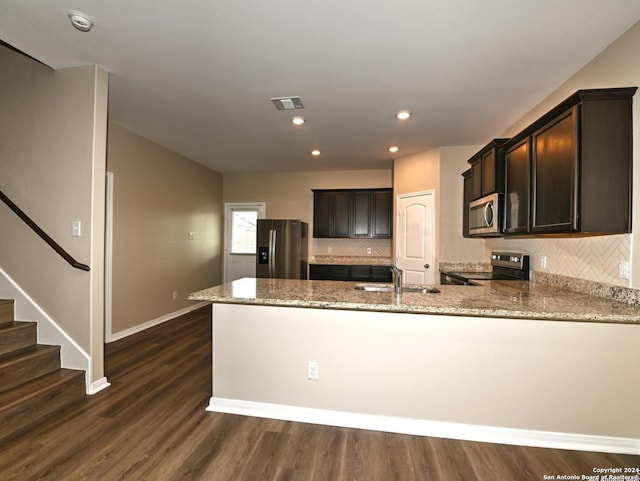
[1,305,637,480]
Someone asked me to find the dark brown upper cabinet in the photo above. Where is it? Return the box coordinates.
[371,190,392,238]
[503,87,636,236]
[468,139,509,200]
[312,188,392,239]
[504,138,531,234]
[531,108,578,232]
[352,190,372,237]
[312,190,350,238]
[462,169,473,238]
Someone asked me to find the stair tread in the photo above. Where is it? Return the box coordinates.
[0,321,37,331]
[0,344,59,367]
[0,368,84,411]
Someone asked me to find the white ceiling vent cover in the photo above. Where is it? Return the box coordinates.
[270,96,304,110]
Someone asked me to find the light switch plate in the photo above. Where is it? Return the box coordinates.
[72,220,81,237]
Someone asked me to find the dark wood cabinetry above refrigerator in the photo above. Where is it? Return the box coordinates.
[312,188,392,239]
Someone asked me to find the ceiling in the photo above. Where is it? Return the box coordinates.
[2,1,640,174]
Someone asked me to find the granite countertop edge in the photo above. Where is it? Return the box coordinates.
[189,279,640,325]
[309,256,392,266]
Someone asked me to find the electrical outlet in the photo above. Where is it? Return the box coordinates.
[540,255,547,270]
[307,361,319,380]
[172,290,178,300]
[188,232,195,240]
[366,247,372,255]
[327,247,332,254]
[618,261,630,280]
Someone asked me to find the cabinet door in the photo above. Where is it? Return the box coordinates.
[531,108,578,233]
[470,159,482,200]
[312,191,332,237]
[309,264,330,280]
[462,169,472,238]
[332,192,351,237]
[504,138,530,234]
[352,191,372,237]
[481,149,496,196]
[372,190,392,238]
[371,265,392,282]
[350,265,371,281]
[330,265,350,280]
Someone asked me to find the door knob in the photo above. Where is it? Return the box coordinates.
[424,264,430,269]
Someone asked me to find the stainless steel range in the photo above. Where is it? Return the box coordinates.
[440,252,530,285]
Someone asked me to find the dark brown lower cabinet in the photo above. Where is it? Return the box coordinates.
[309,264,392,282]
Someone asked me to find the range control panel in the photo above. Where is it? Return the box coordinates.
[490,252,529,271]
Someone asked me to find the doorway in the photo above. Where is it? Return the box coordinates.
[105,172,114,342]
[224,203,266,283]
[396,191,436,285]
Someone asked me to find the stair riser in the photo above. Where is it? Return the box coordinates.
[0,347,61,394]
[0,372,85,442]
[0,323,37,356]
[0,300,15,325]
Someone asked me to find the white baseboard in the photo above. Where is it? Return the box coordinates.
[207,397,640,456]
[88,377,111,395]
[109,301,209,342]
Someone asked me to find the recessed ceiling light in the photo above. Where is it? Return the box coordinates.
[395,111,411,120]
[291,116,305,126]
[388,146,399,153]
[311,150,321,156]
[68,11,94,32]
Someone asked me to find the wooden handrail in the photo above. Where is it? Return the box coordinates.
[0,189,90,271]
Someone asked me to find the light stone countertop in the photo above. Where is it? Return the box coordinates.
[189,278,640,324]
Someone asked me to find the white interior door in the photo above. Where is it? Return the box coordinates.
[396,191,436,285]
[224,203,265,283]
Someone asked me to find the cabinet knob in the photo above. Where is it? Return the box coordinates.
[424,264,430,269]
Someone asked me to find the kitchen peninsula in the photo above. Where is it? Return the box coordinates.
[189,278,640,455]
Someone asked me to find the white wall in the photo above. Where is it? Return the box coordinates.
[439,146,486,262]
[393,146,485,266]
[223,169,393,257]
[106,123,223,336]
[210,303,639,452]
[0,46,108,387]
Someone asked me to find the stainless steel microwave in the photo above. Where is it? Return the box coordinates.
[469,193,502,236]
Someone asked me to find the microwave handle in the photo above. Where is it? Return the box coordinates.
[484,202,493,227]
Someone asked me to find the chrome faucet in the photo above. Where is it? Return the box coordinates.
[390,264,403,295]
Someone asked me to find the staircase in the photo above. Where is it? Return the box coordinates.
[0,298,85,441]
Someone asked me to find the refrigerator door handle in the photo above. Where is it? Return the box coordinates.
[269,229,276,278]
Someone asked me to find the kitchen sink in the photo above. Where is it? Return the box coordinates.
[355,285,440,294]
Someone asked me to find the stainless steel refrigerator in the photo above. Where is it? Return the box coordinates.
[256,220,308,279]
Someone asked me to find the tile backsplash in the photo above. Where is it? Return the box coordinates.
[485,234,631,287]
[312,238,392,258]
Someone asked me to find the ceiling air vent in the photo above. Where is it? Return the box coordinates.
[270,96,304,111]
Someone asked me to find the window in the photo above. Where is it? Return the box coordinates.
[230,210,257,254]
